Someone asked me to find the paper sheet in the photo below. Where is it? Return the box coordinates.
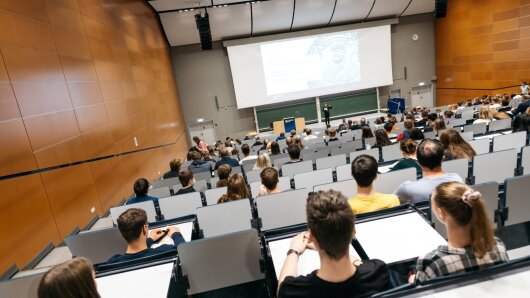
[149,221,193,249]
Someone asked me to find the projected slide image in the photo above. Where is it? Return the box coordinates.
[261,32,361,96]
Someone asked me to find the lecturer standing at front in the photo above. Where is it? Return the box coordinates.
[323,102,332,126]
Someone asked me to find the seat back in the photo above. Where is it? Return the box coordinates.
[472,182,499,224]
[281,160,313,179]
[151,177,180,189]
[110,201,157,225]
[374,167,417,194]
[336,164,352,181]
[493,131,527,152]
[65,228,126,264]
[177,229,264,295]
[255,189,308,231]
[273,157,291,169]
[294,168,333,190]
[504,174,530,226]
[381,144,402,162]
[196,199,253,238]
[460,131,473,142]
[0,272,44,298]
[469,138,490,155]
[149,187,171,199]
[314,179,357,198]
[488,118,512,132]
[350,148,379,163]
[316,154,347,170]
[204,187,227,205]
[158,192,203,219]
[442,158,469,181]
[522,146,530,175]
[464,122,487,135]
[472,149,517,184]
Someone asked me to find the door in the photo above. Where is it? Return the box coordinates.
[411,85,432,108]
[188,120,217,146]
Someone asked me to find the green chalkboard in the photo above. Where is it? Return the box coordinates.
[256,90,378,130]
[323,91,378,117]
[256,101,318,130]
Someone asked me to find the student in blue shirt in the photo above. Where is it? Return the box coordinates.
[127,178,159,208]
[107,208,185,264]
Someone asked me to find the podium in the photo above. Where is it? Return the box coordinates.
[273,117,305,135]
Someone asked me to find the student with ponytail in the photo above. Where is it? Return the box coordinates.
[410,182,508,283]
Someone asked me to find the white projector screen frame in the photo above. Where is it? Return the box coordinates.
[227,25,393,109]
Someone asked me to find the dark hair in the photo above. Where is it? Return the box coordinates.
[178,169,194,186]
[190,151,201,161]
[193,136,200,143]
[404,119,414,130]
[38,257,100,298]
[417,139,444,170]
[433,182,494,258]
[287,144,301,160]
[351,155,378,187]
[270,142,281,155]
[217,164,232,180]
[218,174,249,203]
[434,118,446,132]
[375,129,391,147]
[133,178,149,197]
[513,114,530,133]
[280,132,285,137]
[409,128,425,140]
[439,129,476,160]
[383,122,394,133]
[501,99,509,107]
[400,139,418,155]
[219,148,229,157]
[307,190,355,260]
[260,167,279,191]
[169,159,181,172]
[117,208,147,243]
[421,111,429,118]
[427,113,438,122]
[329,129,337,138]
[241,144,250,155]
[361,126,374,139]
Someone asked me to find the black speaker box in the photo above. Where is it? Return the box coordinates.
[434,0,448,19]
[195,13,213,50]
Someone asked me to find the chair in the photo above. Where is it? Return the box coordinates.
[270,153,288,164]
[461,109,474,120]
[459,131,473,142]
[254,189,308,231]
[442,158,469,181]
[336,164,352,181]
[209,177,220,188]
[504,174,530,226]
[471,182,499,225]
[250,177,291,198]
[193,171,212,182]
[281,160,313,179]
[424,131,436,139]
[0,271,45,298]
[204,187,227,205]
[313,179,357,198]
[196,199,253,238]
[151,177,180,189]
[350,148,379,163]
[149,187,171,199]
[381,144,402,162]
[110,201,157,225]
[468,138,490,155]
[302,149,330,164]
[158,192,203,220]
[273,157,291,169]
[493,131,527,152]
[522,146,530,175]
[245,169,262,184]
[316,154,347,170]
[489,118,512,132]
[463,122,487,135]
[450,118,466,127]
[364,137,376,148]
[472,149,517,184]
[373,167,416,194]
[176,229,265,296]
[294,168,333,190]
[64,228,126,264]
[242,162,255,173]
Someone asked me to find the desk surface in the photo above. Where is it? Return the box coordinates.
[96,262,174,298]
[355,212,446,264]
[149,221,193,249]
[425,268,530,297]
[269,236,360,279]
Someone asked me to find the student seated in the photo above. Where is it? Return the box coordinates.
[285,144,302,164]
[439,129,476,161]
[107,208,185,264]
[277,190,391,297]
[253,153,272,170]
[390,139,422,176]
[38,257,100,298]
[409,182,508,283]
[188,150,213,174]
[218,174,249,203]
[175,170,196,195]
[258,167,281,196]
[349,155,400,214]
[163,159,181,179]
[127,178,159,207]
[216,164,232,188]
[215,148,240,170]
[395,139,463,204]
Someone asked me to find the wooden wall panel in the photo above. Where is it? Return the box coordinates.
[436,0,530,105]
[0,0,188,272]
[0,174,61,270]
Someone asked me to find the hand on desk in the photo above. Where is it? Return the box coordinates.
[167,226,181,237]
[149,228,165,242]
[290,232,309,254]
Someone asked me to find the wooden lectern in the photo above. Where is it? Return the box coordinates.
[272,117,305,135]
